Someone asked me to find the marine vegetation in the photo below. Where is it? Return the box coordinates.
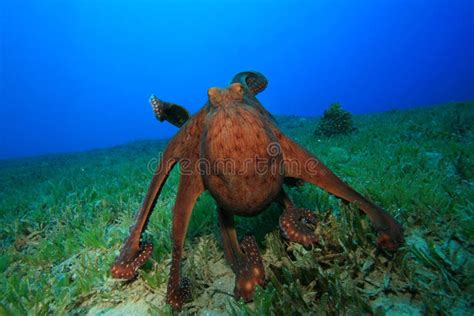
[0,101,473,315]
[315,102,357,137]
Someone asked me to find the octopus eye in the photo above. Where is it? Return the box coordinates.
[229,83,243,95]
[208,87,219,98]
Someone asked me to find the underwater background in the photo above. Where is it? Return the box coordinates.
[1,0,473,160]
[1,0,473,315]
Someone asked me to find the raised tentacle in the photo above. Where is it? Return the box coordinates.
[273,128,403,251]
[150,95,190,128]
[231,71,268,95]
[230,71,275,122]
[217,208,265,302]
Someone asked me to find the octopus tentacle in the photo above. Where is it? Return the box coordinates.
[150,95,189,128]
[166,173,204,309]
[235,235,266,302]
[279,207,318,248]
[272,127,404,251]
[111,149,178,279]
[275,188,317,247]
[150,95,168,122]
[111,109,206,282]
[111,242,153,279]
[217,209,265,302]
[231,71,268,95]
[217,208,245,274]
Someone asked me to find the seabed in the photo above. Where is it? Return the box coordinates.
[0,102,473,315]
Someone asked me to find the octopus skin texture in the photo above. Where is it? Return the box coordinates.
[110,71,403,309]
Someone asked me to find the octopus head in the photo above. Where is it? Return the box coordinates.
[208,83,244,108]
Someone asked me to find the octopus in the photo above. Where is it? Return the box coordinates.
[110,71,403,309]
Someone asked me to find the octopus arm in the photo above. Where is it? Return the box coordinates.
[272,127,403,250]
[111,109,206,280]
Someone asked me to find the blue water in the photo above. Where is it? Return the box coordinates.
[1,0,473,160]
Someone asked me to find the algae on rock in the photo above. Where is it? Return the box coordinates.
[315,102,357,137]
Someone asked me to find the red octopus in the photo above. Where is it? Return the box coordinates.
[110,71,403,309]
